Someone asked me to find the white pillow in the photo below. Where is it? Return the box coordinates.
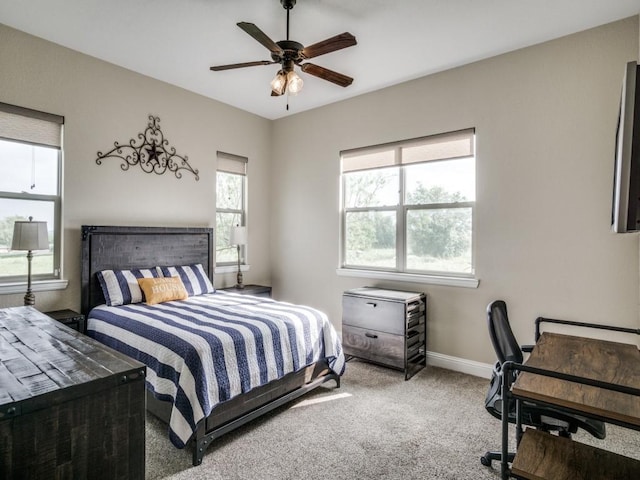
[97,268,161,306]
[159,264,214,296]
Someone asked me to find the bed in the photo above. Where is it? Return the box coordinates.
[80,225,344,466]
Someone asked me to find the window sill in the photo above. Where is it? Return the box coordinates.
[336,268,479,288]
[215,264,251,274]
[0,279,69,295]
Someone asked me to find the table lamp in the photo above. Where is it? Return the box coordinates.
[11,217,49,306]
[230,225,247,289]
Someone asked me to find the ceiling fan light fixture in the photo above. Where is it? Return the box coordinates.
[210,0,357,105]
[270,70,287,95]
[286,70,303,95]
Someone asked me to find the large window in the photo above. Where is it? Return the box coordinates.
[0,103,63,283]
[340,128,475,278]
[215,151,247,266]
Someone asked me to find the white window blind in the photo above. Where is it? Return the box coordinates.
[217,151,247,175]
[0,102,63,148]
[342,128,474,173]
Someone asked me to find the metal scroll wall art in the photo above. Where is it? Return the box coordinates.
[96,115,199,181]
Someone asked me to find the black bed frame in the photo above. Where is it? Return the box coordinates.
[80,225,340,466]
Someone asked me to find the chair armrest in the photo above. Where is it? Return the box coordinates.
[521,345,534,353]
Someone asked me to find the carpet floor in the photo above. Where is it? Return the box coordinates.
[145,360,640,479]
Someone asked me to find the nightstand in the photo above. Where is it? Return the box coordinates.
[45,309,85,333]
[220,284,272,298]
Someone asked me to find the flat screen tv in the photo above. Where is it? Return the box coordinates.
[612,60,640,233]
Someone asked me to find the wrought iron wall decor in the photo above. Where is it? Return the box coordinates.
[96,115,199,181]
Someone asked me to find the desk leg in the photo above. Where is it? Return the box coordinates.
[516,398,523,445]
[501,367,511,480]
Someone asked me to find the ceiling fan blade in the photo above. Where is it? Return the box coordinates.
[301,32,356,59]
[301,63,354,87]
[237,22,283,55]
[210,60,275,71]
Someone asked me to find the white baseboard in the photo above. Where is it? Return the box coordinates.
[337,328,494,379]
[426,350,493,379]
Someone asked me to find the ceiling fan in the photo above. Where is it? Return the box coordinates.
[210,0,357,97]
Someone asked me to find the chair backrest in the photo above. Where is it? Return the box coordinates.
[487,300,523,365]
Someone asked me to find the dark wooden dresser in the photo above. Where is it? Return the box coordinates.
[0,306,146,479]
[342,287,427,380]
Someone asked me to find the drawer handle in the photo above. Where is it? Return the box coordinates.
[365,302,377,308]
[365,332,378,339]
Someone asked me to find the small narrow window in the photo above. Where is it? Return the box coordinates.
[215,152,247,266]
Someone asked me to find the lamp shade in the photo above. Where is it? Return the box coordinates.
[230,226,247,246]
[270,70,287,96]
[287,71,304,95]
[11,220,49,251]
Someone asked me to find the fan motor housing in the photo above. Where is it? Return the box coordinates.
[272,40,304,63]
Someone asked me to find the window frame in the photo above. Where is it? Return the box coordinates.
[215,151,247,268]
[0,102,63,285]
[339,129,478,286]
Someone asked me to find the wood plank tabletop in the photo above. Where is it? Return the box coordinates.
[512,332,640,427]
[0,306,144,416]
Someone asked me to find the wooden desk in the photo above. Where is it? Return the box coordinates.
[513,332,640,426]
[509,331,640,479]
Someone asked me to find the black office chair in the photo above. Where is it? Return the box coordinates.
[480,300,606,467]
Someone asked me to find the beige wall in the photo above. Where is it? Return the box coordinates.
[0,24,273,312]
[270,17,640,364]
[2,17,639,367]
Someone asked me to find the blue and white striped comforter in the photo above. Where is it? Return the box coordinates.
[86,292,345,448]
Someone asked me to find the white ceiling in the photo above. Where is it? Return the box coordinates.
[1,0,639,120]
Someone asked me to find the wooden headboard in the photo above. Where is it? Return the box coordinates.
[81,225,214,316]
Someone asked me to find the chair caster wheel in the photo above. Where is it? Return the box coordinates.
[480,454,492,467]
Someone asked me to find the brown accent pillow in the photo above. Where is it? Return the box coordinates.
[137,276,188,305]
